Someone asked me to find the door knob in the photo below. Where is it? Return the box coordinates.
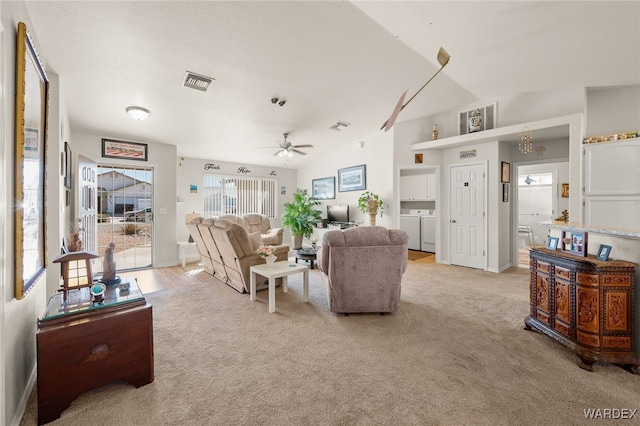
[450,219,456,223]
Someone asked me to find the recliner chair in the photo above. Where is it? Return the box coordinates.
[317,226,408,314]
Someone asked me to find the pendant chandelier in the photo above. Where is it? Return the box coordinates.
[519,127,533,154]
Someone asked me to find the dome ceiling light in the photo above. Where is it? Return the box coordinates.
[126,106,151,121]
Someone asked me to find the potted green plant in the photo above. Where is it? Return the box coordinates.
[281,189,322,249]
[358,191,383,226]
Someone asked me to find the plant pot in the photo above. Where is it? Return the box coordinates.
[68,233,83,252]
[369,213,377,226]
[292,233,303,249]
[265,254,277,264]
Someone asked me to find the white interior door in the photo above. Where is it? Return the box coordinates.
[450,163,485,269]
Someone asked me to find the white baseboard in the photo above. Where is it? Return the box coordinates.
[11,364,37,426]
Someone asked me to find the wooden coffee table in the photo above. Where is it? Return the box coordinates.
[295,248,317,269]
[249,261,309,313]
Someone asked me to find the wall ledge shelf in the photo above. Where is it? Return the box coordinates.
[538,220,640,239]
[411,113,581,151]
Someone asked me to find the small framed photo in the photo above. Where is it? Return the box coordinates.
[501,161,510,183]
[502,183,509,202]
[596,244,611,261]
[102,138,148,161]
[546,236,559,251]
[415,153,423,164]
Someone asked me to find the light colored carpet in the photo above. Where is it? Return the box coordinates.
[20,262,640,425]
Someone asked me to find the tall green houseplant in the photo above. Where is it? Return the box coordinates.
[281,189,322,249]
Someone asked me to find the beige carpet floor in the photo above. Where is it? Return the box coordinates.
[20,262,640,425]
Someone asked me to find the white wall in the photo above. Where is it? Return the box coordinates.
[71,131,178,267]
[586,85,640,136]
[176,156,297,244]
[1,3,50,425]
[295,130,396,230]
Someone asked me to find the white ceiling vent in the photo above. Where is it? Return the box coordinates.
[183,71,214,92]
[329,121,350,131]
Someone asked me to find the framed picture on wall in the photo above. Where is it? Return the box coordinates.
[338,164,366,192]
[501,161,510,183]
[502,183,509,202]
[102,138,148,161]
[312,176,335,199]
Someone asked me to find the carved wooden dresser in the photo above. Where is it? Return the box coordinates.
[525,247,639,373]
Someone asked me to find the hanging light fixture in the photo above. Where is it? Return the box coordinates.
[518,126,533,154]
[126,106,151,120]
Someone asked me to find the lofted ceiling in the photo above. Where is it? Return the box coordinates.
[24,1,640,168]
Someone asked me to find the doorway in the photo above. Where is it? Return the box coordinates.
[96,165,154,272]
[449,162,486,270]
[515,162,569,267]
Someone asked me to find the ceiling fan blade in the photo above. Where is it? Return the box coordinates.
[292,149,308,155]
[381,90,407,131]
[381,46,450,132]
[293,144,314,149]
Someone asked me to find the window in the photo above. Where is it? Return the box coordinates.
[203,174,277,218]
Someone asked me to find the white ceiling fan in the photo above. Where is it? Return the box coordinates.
[274,133,314,158]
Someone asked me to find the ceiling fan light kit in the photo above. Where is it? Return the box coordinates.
[273,132,313,157]
[126,106,151,120]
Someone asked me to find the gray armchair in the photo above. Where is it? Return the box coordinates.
[317,226,409,314]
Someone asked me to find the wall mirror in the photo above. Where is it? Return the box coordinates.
[15,22,49,299]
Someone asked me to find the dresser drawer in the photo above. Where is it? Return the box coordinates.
[535,260,550,273]
[577,272,599,286]
[603,274,631,286]
[555,266,571,281]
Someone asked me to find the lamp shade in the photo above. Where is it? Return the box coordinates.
[126,106,151,120]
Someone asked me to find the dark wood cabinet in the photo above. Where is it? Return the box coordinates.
[37,279,153,424]
[525,248,639,373]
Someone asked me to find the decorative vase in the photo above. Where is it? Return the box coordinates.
[68,233,83,252]
[432,124,439,140]
[265,254,277,264]
[468,109,482,133]
[369,211,377,226]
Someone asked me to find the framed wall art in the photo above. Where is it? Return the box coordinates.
[101,138,148,161]
[312,176,335,200]
[338,164,366,192]
[502,183,509,202]
[501,161,510,183]
[64,141,72,188]
[14,22,49,299]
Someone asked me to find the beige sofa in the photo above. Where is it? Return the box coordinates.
[317,226,408,314]
[187,217,289,293]
[217,213,284,245]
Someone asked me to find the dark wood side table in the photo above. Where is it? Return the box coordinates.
[295,248,317,269]
[37,279,154,425]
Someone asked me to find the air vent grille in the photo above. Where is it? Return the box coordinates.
[329,121,350,131]
[183,71,214,92]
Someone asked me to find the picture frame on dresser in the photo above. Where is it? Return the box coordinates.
[546,236,559,251]
[562,230,587,256]
[596,244,611,261]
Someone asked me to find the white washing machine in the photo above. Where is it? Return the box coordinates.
[400,209,430,251]
[421,210,436,253]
